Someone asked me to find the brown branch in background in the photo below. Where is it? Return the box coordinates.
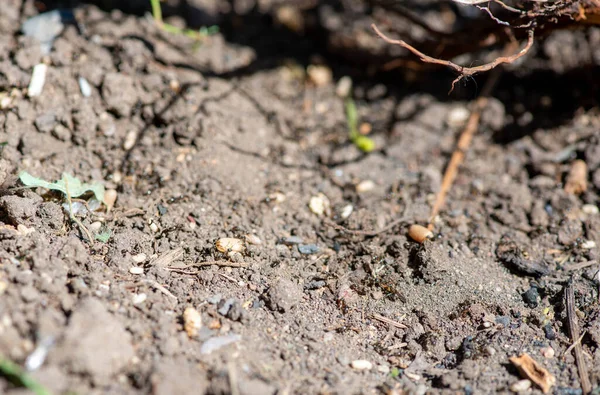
[565,282,592,394]
[371,24,534,93]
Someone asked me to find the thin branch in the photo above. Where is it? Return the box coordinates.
[371,24,535,93]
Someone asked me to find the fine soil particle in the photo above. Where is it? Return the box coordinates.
[0,0,599,394]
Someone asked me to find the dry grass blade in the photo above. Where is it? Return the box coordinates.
[565,282,592,394]
[371,24,534,93]
[371,313,408,329]
[149,248,184,268]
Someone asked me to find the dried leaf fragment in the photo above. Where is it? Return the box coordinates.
[564,159,587,195]
[183,306,202,338]
[509,354,555,394]
[215,238,245,254]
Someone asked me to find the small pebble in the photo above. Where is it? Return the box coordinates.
[522,286,539,308]
[298,244,320,255]
[336,76,352,98]
[123,130,137,150]
[27,64,48,97]
[510,379,532,393]
[484,346,496,356]
[245,234,262,245]
[447,106,470,128]
[132,253,147,264]
[169,79,181,93]
[564,159,587,195]
[543,323,556,340]
[132,293,147,305]
[307,65,332,87]
[581,240,596,249]
[350,360,373,371]
[309,193,330,216]
[183,306,202,338]
[582,204,599,215]
[129,267,144,275]
[89,221,102,232]
[149,222,159,233]
[339,204,353,220]
[540,346,555,359]
[355,180,375,193]
[408,224,433,243]
[78,77,92,97]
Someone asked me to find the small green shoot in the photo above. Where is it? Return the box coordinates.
[0,358,51,395]
[19,172,105,204]
[390,367,401,378]
[345,98,375,153]
[19,172,104,243]
[95,228,111,243]
[150,0,219,40]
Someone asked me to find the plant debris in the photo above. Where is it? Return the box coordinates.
[19,172,105,204]
[509,354,555,394]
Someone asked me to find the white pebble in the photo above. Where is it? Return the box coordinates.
[132,293,147,304]
[307,65,332,87]
[582,204,599,215]
[78,77,92,97]
[339,204,353,219]
[356,180,375,193]
[350,360,373,371]
[509,379,532,393]
[581,240,596,249]
[309,193,330,216]
[129,267,144,275]
[447,106,470,128]
[123,130,137,150]
[245,234,262,245]
[336,76,352,98]
[150,222,159,233]
[27,63,48,97]
[132,253,147,264]
[183,306,202,338]
[89,221,102,232]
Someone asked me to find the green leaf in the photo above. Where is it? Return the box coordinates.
[0,358,51,395]
[95,228,111,243]
[19,172,105,204]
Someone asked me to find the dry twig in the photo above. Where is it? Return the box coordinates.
[565,281,592,394]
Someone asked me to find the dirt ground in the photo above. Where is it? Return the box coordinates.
[0,0,599,394]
